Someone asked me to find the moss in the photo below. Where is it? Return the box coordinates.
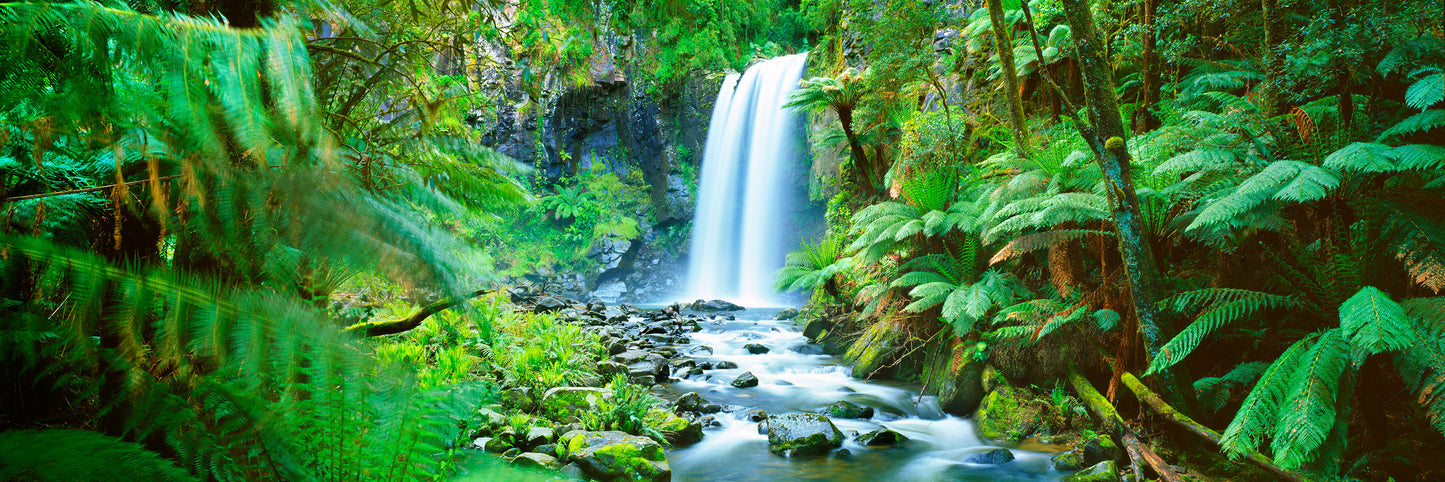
[1061,461,1119,482]
[845,321,902,378]
[975,386,1034,441]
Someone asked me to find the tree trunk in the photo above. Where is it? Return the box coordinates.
[837,108,878,197]
[345,289,495,337]
[1133,0,1160,133]
[1058,0,1187,409]
[1259,0,1283,117]
[1331,0,1354,131]
[987,0,1033,157]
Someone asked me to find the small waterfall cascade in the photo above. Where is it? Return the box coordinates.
[684,53,808,306]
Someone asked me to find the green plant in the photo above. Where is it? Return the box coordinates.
[579,375,666,442]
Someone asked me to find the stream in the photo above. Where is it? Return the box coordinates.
[455,306,1065,481]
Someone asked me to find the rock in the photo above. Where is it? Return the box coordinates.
[845,321,903,378]
[673,392,711,412]
[483,437,512,453]
[833,448,851,458]
[1081,434,1123,466]
[535,443,558,457]
[1051,450,1086,471]
[541,387,612,421]
[965,448,1015,465]
[934,356,987,416]
[743,409,769,422]
[559,431,671,482]
[715,361,739,369]
[631,374,657,386]
[648,410,703,446]
[501,387,536,412]
[525,426,555,448]
[698,403,722,413]
[476,407,507,432]
[822,400,873,419]
[801,317,832,341]
[513,452,562,470]
[597,360,628,378]
[765,413,844,456]
[533,296,567,313]
[1061,461,1119,482]
[855,428,907,446]
[732,371,760,388]
[614,350,669,379]
[692,299,744,312]
[973,386,1044,442]
[502,447,521,458]
[790,344,824,355]
[559,463,587,479]
[688,345,714,355]
[775,308,801,320]
[744,343,771,354]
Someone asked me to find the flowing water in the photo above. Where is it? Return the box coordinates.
[654,307,1062,481]
[684,54,809,306]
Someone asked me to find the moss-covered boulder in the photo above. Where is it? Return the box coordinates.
[1081,434,1123,466]
[541,387,612,421]
[973,386,1041,442]
[845,321,903,378]
[765,413,844,456]
[856,428,907,446]
[1061,461,1119,482]
[645,409,703,446]
[919,339,989,416]
[822,400,873,419]
[559,430,671,481]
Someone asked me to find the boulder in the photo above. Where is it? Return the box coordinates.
[482,437,512,453]
[973,386,1047,442]
[732,372,760,388]
[1061,461,1119,482]
[743,409,769,422]
[744,343,771,354]
[559,431,671,482]
[715,361,739,369]
[525,426,555,449]
[692,299,744,312]
[801,317,832,341]
[533,296,567,313]
[765,413,844,456]
[855,428,907,446]
[774,308,801,320]
[1081,434,1123,466]
[965,448,1015,465]
[1050,450,1086,471]
[673,392,711,413]
[541,387,611,421]
[647,410,703,446]
[823,400,873,419]
[513,452,562,470]
[613,350,669,379]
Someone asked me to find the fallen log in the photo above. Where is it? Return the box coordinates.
[1068,364,1184,482]
[344,288,496,337]
[1121,372,1310,482]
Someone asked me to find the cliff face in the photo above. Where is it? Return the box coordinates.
[469,31,729,302]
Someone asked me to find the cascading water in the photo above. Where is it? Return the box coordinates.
[685,53,809,306]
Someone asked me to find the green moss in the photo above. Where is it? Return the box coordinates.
[974,386,1036,442]
[845,321,901,378]
[1061,461,1119,482]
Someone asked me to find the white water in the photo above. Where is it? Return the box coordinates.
[684,54,809,306]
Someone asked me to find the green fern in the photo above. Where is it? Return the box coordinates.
[1194,361,1269,415]
[1148,289,1303,374]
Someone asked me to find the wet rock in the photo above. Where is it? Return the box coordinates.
[1082,434,1123,465]
[481,437,512,453]
[689,345,714,355]
[691,299,744,312]
[697,361,714,370]
[765,413,845,456]
[732,371,760,388]
[802,317,832,341]
[533,296,567,313]
[631,375,657,386]
[614,350,669,379]
[973,386,1052,442]
[525,426,555,448]
[559,463,587,479]
[744,343,771,354]
[856,428,907,446]
[790,344,824,355]
[823,400,873,419]
[715,361,739,369]
[475,407,507,433]
[558,430,671,482]
[647,409,703,446]
[1051,450,1086,471]
[534,443,558,457]
[1061,461,1119,482]
[743,409,768,422]
[597,360,628,379]
[965,448,1015,465]
[775,308,801,320]
[513,452,561,470]
[833,448,851,458]
[502,447,521,458]
[501,387,535,412]
[673,392,711,412]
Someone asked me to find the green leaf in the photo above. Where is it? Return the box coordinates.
[1338,286,1415,358]
[1406,73,1445,110]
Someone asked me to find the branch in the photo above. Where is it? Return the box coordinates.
[343,288,497,337]
[3,175,181,203]
[1121,372,1311,482]
[1069,363,1184,482]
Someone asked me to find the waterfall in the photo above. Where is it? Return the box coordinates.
[685,53,808,306]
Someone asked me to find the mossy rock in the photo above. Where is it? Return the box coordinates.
[541,387,612,421]
[1061,460,1119,482]
[974,386,1041,442]
[0,430,195,482]
[561,431,671,482]
[845,321,903,378]
[822,400,873,419]
[921,339,988,416]
[645,409,702,446]
[765,413,844,456]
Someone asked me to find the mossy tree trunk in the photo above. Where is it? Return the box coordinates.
[987,0,1033,157]
[1057,0,1188,409]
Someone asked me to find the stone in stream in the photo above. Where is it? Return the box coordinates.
[774,308,801,320]
[743,409,768,422]
[541,387,611,420]
[1061,461,1119,482]
[1081,434,1123,465]
[525,426,555,448]
[691,299,744,312]
[732,371,760,388]
[965,448,1015,465]
[715,360,739,369]
[513,452,561,470]
[855,428,907,446]
[558,430,671,482]
[673,392,711,412]
[765,413,845,456]
[534,443,557,457]
[744,343,771,354]
[1051,450,1086,471]
[647,410,703,446]
[822,400,873,419]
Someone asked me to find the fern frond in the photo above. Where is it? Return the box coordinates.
[1149,289,1300,374]
[1406,72,1445,110]
[989,229,1113,265]
[1194,361,1270,414]
[1220,333,1318,459]
[1377,109,1445,142]
[1339,286,1416,358]
[1270,329,1350,469]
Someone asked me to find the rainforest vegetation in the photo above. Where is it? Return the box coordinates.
[0,0,1442,481]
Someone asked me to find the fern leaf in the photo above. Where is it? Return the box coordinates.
[1394,308,1445,437]
[989,229,1112,265]
[1149,289,1298,374]
[1220,333,1317,459]
[1339,286,1416,358]
[1271,329,1350,469]
[1406,72,1445,110]
[1377,109,1445,142]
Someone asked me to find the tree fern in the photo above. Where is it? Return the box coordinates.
[1339,286,1416,357]
[1148,289,1302,374]
[1220,332,1318,462]
[1194,361,1269,415]
[1395,298,1445,437]
[1269,329,1351,468]
[1377,109,1445,142]
[1405,70,1445,110]
[1188,161,1339,232]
